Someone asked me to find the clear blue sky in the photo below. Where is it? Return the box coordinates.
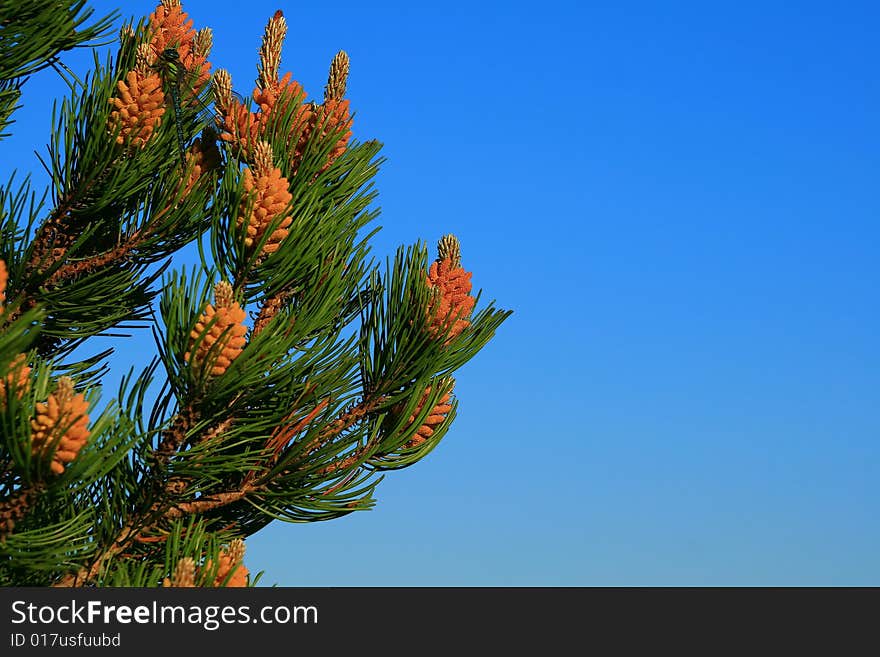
[3,0,878,585]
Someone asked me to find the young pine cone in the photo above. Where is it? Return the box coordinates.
[107,71,167,148]
[1,353,31,407]
[426,258,475,343]
[208,539,249,587]
[236,142,293,255]
[185,282,248,377]
[30,377,90,475]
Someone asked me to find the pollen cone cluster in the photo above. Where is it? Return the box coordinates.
[208,539,249,587]
[30,377,90,476]
[215,14,351,171]
[108,2,214,151]
[107,70,166,148]
[148,0,195,53]
[237,142,293,255]
[162,543,248,587]
[426,235,475,343]
[1,354,31,407]
[317,98,352,170]
[185,281,248,377]
[396,381,454,449]
[181,129,221,193]
[148,0,212,94]
[317,51,353,169]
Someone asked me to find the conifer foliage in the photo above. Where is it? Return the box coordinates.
[0,1,509,586]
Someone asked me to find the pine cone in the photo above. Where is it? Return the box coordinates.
[148,0,196,59]
[237,144,293,255]
[185,282,248,377]
[246,72,312,165]
[427,257,475,343]
[210,540,249,587]
[30,377,90,476]
[107,71,167,148]
[218,98,262,155]
[1,353,31,407]
[319,98,352,169]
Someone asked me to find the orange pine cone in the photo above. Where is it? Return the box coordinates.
[427,257,476,343]
[30,377,90,476]
[148,3,212,97]
[181,132,221,193]
[319,98,352,169]
[398,383,454,449]
[211,541,249,587]
[108,71,166,148]
[185,282,248,377]
[148,0,196,58]
[1,353,31,407]
[237,148,293,255]
[218,99,262,154]
[261,73,313,155]
[254,71,306,116]
[0,259,6,307]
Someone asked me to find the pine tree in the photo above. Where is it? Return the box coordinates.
[0,1,509,587]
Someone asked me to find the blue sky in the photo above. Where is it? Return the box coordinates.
[3,0,878,585]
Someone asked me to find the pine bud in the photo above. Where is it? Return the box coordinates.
[237,142,293,255]
[107,71,167,149]
[30,377,90,476]
[426,235,475,343]
[212,69,234,115]
[437,233,462,268]
[258,10,287,91]
[185,282,248,377]
[324,51,350,102]
[193,27,213,59]
[163,556,196,587]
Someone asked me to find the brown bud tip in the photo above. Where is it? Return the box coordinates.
[164,556,196,587]
[135,43,156,75]
[193,27,213,59]
[227,538,246,564]
[212,69,233,113]
[324,50,350,102]
[253,140,274,173]
[55,377,75,404]
[437,234,461,268]
[258,9,288,89]
[213,281,235,309]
